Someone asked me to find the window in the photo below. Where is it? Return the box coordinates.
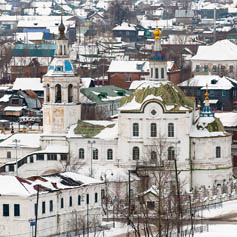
[230,65,234,73]
[107,149,113,160]
[155,68,159,78]
[147,201,155,210]
[209,90,214,97]
[36,154,44,161]
[9,165,14,172]
[150,123,157,137]
[126,77,132,82]
[47,154,57,160]
[161,68,164,79]
[216,146,221,158]
[61,198,64,208]
[3,204,9,216]
[61,154,67,160]
[195,65,200,72]
[12,99,19,105]
[34,203,37,216]
[30,155,33,163]
[68,84,73,103]
[133,123,139,137]
[95,193,98,203]
[93,149,98,160]
[204,65,208,72]
[222,90,226,96]
[55,84,62,103]
[7,151,11,158]
[151,68,153,78]
[168,123,174,137]
[168,147,175,160]
[69,196,72,207]
[46,84,50,102]
[14,204,20,216]
[132,146,139,160]
[50,200,53,212]
[221,65,225,73]
[86,194,89,205]
[42,201,45,214]
[79,148,84,159]
[78,195,81,205]
[55,66,63,72]
[212,65,217,72]
[151,151,157,163]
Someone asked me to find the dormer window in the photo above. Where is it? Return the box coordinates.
[55,66,63,72]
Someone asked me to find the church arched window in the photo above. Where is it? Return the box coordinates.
[46,84,50,102]
[55,84,62,103]
[155,68,159,79]
[161,68,164,79]
[68,84,73,103]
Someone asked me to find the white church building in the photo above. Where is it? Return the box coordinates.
[0,24,233,192]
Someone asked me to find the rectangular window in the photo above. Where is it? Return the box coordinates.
[78,195,81,205]
[212,65,217,72]
[221,65,225,73]
[30,155,33,163]
[155,68,159,78]
[147,201,155,210]
[47,154,57,160]
[204,65,208,72]
[216,146,221,158]
[7,151,11,158]
[195,65,200,72]
[42,201,45,214]
[50,200,53,212]
[210,90,215,97]
[86,194,89,205]
[151,68,153,78]
[3,204,9,216]
[9,165,14,172]
[95,193,98,203]
[61,198,64,208]
[69,196,72,207]
[34,203,37,216]
[36,154,44,161]
[222,90,226,96]
[93,149,99,160]
[61,154,67,160]
[12,99,19,105]
[230,65,233,73]
[14,204,20,216]
[125,77,132,82]
[133,123,139,137]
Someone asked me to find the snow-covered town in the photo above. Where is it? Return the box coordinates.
[1,0,237,236]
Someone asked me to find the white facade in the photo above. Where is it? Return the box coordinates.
[0,173,102,237]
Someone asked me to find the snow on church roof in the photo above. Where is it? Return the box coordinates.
[119,81,195,112]
[70,120,118,140]
[190,116,229,138]
[191,39,237,61]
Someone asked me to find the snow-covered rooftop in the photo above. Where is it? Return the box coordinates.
[179,75,237,90]
[107,60,149,73]
[0,172,102,197]
[0,133,41,148]
[215,112,237,127]
[191,39,237,61]
[13,78,43,91]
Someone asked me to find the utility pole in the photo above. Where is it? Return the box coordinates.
[35,185,39,237]
[174,158,182,236]
[189,195,194,237]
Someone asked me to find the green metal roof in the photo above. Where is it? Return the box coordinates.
[80,86,132,104]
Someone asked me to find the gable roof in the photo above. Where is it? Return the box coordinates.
[13,78,43,91]
[191,39,237,61]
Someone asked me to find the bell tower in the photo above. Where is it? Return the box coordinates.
[42,18,81,136]
[149,26,168,81]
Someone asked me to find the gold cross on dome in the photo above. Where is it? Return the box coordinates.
[153,27,162,40]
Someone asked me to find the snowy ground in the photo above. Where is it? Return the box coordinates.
[96,200,237,237]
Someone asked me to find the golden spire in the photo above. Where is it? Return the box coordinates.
[153,26,162,40]
[205,83,209,101]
